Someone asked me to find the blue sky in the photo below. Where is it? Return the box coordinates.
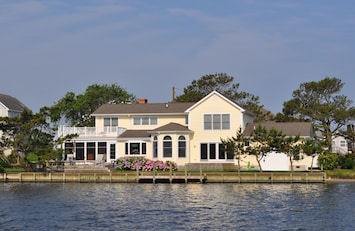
[1,0,355,114]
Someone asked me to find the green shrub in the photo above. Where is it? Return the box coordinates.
[318,152,339,170]
[338,154,355,169]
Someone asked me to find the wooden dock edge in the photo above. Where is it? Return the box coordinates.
[0,172,326,184]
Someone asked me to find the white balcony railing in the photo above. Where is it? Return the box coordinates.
[58,125,126,138]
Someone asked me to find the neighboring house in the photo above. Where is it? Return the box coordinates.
[0,93,27,156]
[58,91,254,167]
[331,124,355,154]
[332,136,350,155]
[242,121,318,171]
[0,93,26,118]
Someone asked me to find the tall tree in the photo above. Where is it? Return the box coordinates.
[281,77,355,150]
[50,83,136,127]
[175,73,272,122]
[0,108,58,171]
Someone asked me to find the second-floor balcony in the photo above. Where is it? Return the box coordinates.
[58,125,126,138]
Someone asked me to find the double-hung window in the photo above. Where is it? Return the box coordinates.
[340,140,347,147]
[104,117,118,132]
[178,136,186,158]
[163,136,172,157]
[153,136,158,158]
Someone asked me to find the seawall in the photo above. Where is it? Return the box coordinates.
[0,171,326,184]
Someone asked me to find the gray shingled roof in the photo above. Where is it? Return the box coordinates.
[118,123,191,139]
[0,94,26,111]
[118,130,151,139]
[92,102,195,115]
[243,122,313,137]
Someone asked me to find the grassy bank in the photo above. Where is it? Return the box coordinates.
[325,169,355,179]
[3,167,26,173]
[3,167,355,180]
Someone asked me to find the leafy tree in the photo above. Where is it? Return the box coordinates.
[50,83,136,127]
[246,125,271,172]
[267,128,286,150]
[175,73,272,122]
[301,138,323,172]
[262,127,302,172]
[278,136,301,172]
[221,127,248,175]
[0,108,58,171]
[246,125,303,172]
[281,77,355,150]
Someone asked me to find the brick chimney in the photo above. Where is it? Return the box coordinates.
[138,98,148,104]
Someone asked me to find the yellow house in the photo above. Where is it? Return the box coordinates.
[58,91,254,168]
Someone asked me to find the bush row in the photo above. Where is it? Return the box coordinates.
[318,152,355,170]
[115,157,177,171]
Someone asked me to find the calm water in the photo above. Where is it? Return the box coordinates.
[0,182,354,231]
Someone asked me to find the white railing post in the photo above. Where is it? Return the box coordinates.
[58,126,126,137]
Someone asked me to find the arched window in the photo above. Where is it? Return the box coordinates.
[153,136,158,158]
[178,136,186,158]
[163,136,172,158]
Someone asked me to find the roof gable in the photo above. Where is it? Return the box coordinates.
[243,122,313,137]
[0,94,26,112]
[151,122,191,133]
[185,91,246,113]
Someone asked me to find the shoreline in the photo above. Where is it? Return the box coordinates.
[1,172,326,183]
[326,178,355,183]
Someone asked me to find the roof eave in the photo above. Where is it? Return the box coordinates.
[91,112,189,117]
[148,130,192,135]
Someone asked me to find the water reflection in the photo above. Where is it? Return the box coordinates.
[1,183,355,230]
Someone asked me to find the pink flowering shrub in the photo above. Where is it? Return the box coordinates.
[115,157,177,171]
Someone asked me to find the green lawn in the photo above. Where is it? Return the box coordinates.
[3,167,26,173]
[325,169,355,179]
